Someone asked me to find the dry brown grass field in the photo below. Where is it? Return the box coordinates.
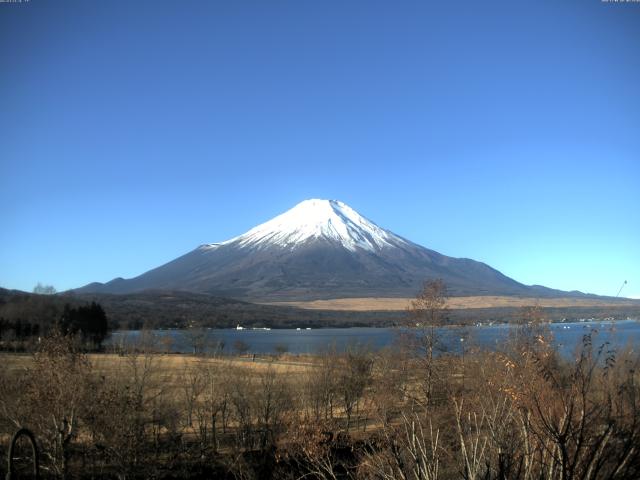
[0,352,316,377]
[264,295,640,311]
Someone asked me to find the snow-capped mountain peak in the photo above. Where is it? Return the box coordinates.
[77,198,547,299]
[204,199,409,252]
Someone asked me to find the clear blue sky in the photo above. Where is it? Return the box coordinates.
[1,0,639,298]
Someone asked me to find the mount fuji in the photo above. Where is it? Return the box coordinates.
[76,199,576,300]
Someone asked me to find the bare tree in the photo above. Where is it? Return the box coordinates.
[337,345,373,430]
[274,343,289,357]
[181,362,205,429]
[507,304,551,356]
[452,397,489,480]
[304,347,339,422]
[254,366,293,449]
[233,340,250,357]
[361,411,441,480]
[406,279,448,406]
[193,359,230,452]
[184,327,210,355]
[519,332,640,480]
[33,282,57,295]
[370,348,410,428]
[20,331,93,479]
[90,342,164,479]
[283,419,356,480]
[228,366,256,449]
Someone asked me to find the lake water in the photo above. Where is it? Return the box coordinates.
[108,319,640,358]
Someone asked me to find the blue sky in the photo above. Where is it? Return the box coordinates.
[1,0,639,298]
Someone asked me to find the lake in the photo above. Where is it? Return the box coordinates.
[108,319,640,358]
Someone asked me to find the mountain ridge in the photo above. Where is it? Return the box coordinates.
[75,199,605,301]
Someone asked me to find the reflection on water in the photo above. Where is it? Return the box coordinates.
[107,319,639,357]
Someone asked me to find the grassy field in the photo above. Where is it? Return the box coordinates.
[0,352,316,376]
[264,295,640,311]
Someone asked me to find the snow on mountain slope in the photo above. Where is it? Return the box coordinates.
[75,198,583,300]
[201,199,409,252]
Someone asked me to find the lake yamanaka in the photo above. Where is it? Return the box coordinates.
[109,319,640,357]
